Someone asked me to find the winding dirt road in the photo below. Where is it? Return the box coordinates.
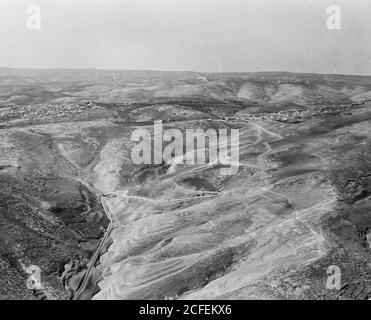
[72,118,286,299]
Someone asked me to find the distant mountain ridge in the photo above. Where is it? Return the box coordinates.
[1,69,371,106]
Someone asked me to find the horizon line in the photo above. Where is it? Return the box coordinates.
[0,66,371,77]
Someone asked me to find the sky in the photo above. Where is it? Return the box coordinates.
[0,0,371,74]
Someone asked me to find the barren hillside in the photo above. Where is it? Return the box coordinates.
[0,69,370,299]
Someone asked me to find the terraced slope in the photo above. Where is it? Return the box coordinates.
[92,116,370,299]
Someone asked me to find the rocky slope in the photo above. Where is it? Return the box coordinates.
[0,69,370,299]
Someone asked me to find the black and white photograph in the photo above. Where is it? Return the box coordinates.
[0,0,371,306]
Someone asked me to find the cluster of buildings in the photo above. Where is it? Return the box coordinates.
[0,102,102,126]
[221,102,369,124]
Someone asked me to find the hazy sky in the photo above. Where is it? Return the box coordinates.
[0,0,371,74]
